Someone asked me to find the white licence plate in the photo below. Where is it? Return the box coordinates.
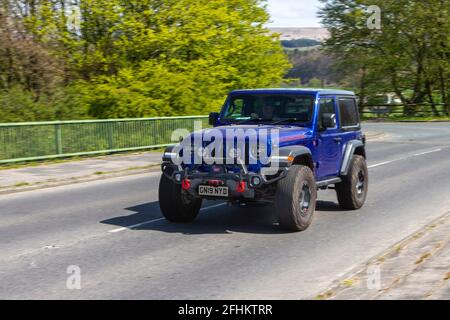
[198,185,229,197]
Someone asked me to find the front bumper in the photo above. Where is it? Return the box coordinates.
[162,163,288,200]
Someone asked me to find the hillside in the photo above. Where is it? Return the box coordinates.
[269,27,330,41]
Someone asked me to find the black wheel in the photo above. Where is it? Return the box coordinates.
[275,165,317,232]
[159,174,202,223]
[336,155,368,210]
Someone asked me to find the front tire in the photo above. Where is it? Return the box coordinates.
[275,165,317,232]
[159,174,202,223]
[336,155,368,210]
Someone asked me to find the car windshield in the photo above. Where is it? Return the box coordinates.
[222,94,315,124]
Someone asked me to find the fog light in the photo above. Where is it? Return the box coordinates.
[182,179,191,190]
[251,176,262,187]
[236,181,246,193]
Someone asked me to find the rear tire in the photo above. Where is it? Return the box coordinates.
[336,155,368,210]
[159,174,202,223]
[275,165,317,232]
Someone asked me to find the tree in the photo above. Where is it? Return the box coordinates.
[81,0,291,117]
[286,48,340,87]
[0,0,290,121]
[319,0,449,116]
[0,0,64,98]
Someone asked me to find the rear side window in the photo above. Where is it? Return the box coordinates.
[338,98,359,127]
[319,98,337,128]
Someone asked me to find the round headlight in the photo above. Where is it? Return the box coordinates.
[228,148,238,159]
[197,147,204,158]
[250,144,258,159]
[251,176,262,186]
[203,147,212,158]
[181,144,193,156]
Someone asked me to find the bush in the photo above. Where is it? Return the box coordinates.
[0,85,90,122]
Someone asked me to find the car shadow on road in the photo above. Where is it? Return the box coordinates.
[316,200,343,212]
[101,200,343,235]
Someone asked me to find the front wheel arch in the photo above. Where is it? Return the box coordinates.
[293,154,314,171]
[354,145,366,159]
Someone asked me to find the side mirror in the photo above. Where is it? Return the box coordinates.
[321,113,336,130]
[209,113,220,126]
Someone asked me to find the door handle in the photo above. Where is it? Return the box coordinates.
[333,137,343,143]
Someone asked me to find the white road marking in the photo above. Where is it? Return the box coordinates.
[368,148,444,169]
[368,160,396,169]
[109,218,165,233]
[108,202,227,233]
[413,148,442,156]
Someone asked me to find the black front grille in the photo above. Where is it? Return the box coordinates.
[199,140,259,165]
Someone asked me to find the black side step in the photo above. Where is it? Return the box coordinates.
[316,177,342,188]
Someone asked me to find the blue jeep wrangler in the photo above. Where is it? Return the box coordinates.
[159,89,368,232]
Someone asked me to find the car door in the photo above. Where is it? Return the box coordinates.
[316,97,343,179]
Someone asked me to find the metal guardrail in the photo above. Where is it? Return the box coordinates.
[361,103,447,117]
[0,116,209,164]
[0,104,448,164]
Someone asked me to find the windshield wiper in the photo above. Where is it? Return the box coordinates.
[235,118,265,124]
[270,118,301,125]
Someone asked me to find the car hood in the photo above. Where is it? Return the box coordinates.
[187,125,313,148]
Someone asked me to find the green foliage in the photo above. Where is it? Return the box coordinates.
[286,48,339,86]
[319,0,450,116]
[0,86,46,122]
[0,85,90,122]
[281,39,322,48]
[0,0,290,121]
[79,0,291,118]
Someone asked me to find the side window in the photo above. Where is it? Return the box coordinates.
[225,98,244,118]
[319,98,337,129]
[338,98,359,127]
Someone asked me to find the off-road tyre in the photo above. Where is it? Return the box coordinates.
[159,174,202,223]
[336,155,368,210]
[275,165,317,232]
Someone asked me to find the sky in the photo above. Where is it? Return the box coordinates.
[266,0,323,27]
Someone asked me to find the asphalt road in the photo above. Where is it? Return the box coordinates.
[1,123,450,300]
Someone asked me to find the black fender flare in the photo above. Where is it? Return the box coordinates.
[162,145,179,163]
[340,140,366,176]
[274,146,313,168]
